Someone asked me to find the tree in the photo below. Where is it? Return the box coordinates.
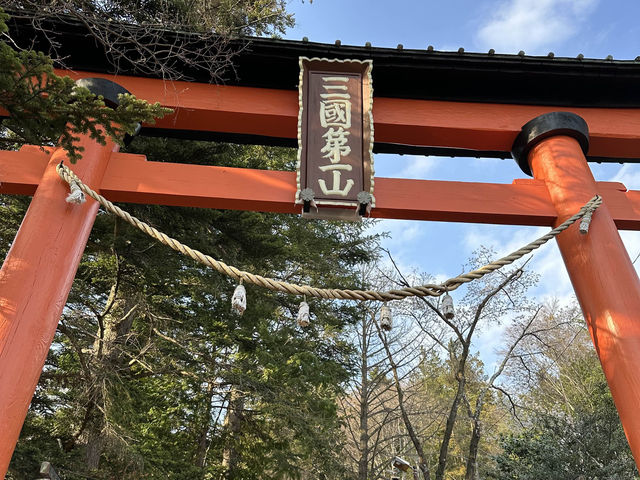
[3,0,293,81]
[352,250,540,480]
[489,304,639,480]
[5,135,377,479]
[2,2,379,478]
[1,0,294,160]
[0,9,170,162]
[339,298,420,480]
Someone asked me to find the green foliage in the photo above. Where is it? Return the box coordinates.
[0,8,171,162]
[488,312,639,480]
[0,1,363,478]
[6,138,378,479]
[491,395,637,480]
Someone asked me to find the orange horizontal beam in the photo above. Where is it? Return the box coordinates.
[52,70,640,159]
[3,148,640,229]
[0,146,53,195]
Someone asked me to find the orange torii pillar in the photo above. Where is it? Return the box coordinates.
[0,79,129,476]
[513,112,640,467]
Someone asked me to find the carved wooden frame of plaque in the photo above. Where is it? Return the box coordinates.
[296,57,375,210]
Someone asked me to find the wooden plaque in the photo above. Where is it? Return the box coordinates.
[296,57,375,213]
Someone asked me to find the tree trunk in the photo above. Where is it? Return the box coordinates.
[464,419,481,480]
[435,369,465,480]
[222,388,244,479]
[379,329,431,480]
[436,271,517,480]
[358,317,369,480]
[86,428,105,471]
[194,382,216,470]
[83,281,138,471]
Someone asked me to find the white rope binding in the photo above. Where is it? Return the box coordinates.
[65,181,86,204]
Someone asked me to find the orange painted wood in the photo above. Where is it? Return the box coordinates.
[90,160,640,228]
[55,69,640,159]
[4,148,640,228]
[55,69,299,139]
[0,135,118,477]
[100,153,557,224]
[0,146,49,195]
[101,152,299,213]
[529,135,640,470]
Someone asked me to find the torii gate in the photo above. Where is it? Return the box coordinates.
[3,32,640,475]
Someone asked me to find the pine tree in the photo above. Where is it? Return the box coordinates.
[5,137,378,479]
[0,9,169,163]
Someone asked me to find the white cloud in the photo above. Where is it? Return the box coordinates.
[474,322,509,370]
[382,155,439,180]
[608,164,640,268]
[373,219,422,244]
[463,224,545,257]
[476,0,598,54]
[610,164,640,190]
[621,231,640,265]
[463,224,575,299]
[371,219,426,268]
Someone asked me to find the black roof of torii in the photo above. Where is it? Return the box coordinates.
[8,14,640,108]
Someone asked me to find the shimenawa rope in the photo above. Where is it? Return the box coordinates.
[56,162,602,302]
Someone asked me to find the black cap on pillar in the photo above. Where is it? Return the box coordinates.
[511,111,590,176]
[75,77,131,108]
[75,77,142,141]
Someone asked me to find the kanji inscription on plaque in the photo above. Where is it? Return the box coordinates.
[296,57,374,215]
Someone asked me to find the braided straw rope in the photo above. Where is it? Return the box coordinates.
[57,163,601,302]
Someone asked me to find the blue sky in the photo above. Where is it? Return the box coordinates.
[286,0,640,58]
[284,0,640,361]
